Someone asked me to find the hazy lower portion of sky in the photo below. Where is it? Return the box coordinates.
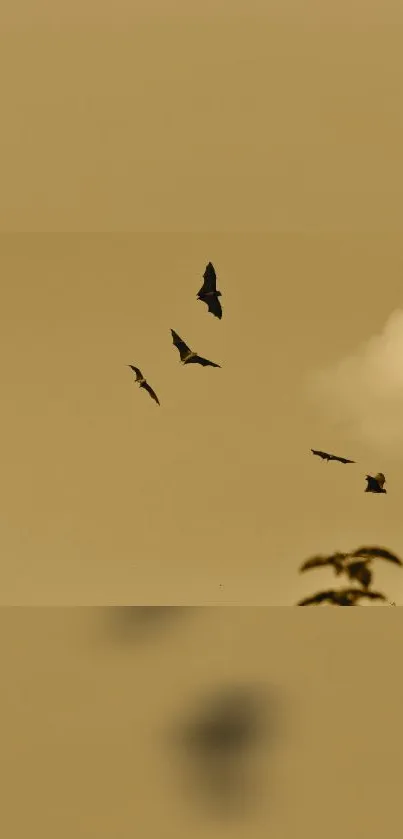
[1,606,402,838]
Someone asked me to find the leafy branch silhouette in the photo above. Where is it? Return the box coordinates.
[297,546,402,606]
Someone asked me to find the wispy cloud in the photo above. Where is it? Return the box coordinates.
[306,309,403,455]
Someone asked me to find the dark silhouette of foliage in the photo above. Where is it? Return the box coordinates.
[298,588,386,606]
[297,545,401,606]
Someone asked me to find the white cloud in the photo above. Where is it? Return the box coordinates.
[306,309,403,455]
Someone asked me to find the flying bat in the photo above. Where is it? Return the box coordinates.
[197,262,222,320]
[171,329,221,368]
[128,365,160,405]
[311,449,355,464]
[298,588,386,606]
[365,473,386,493]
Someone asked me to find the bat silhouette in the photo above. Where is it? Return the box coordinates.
[171,329,221,368]
[197,262,222,320]
[128,366,160,405]
[365,473,386,493]
[349,546,402,565]
[299,552,348,575]
[311,449,355,464]
[298,588,387,606]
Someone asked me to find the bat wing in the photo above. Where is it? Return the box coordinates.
[350,546,403,566]
[191,355,221,368]
[143,381,160,405]
[311,449,330,460]
[365,475,381,492]
[204,294,222,319]
[128,365,143,380]
[331,455,355,464]
[171,329,192,361]
[198,262,217,295]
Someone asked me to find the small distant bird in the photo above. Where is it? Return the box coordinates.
[171,329,221,368]
[128,366,160,405]
[197,262,222,320]
[365,473,386,493]
[298,588,386,606]
[311,449,355,464]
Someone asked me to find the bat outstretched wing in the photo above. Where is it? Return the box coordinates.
[191,355,221,368]
[311,449,330,460]
[365,475,383,493]
[205,294,222,319]
[129,365,143,380]
[330,455,355,464]
[198,262,217,295]
[143,381,160,405]
[171,329,192,361]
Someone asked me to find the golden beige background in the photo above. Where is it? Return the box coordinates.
[1,3,403,604]
[2,607,403,837]
[1,2,403,232]
[1,232,403,604]
[2,6,403,839]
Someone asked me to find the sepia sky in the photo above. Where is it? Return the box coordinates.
[1,232,403,604]
[1,2,403,604]
[1,1,403,232]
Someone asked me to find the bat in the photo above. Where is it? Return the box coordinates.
[171,329,221,368]
[298,588,386,606]
[197,262,222,320]
[365,473,386,493]
[128,365,160,405]
[299,552,348,575]
[311,449,355,464]
[350,546,402,565]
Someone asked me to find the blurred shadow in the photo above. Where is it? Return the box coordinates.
[98,606,196,648]
[166,681,285,819]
